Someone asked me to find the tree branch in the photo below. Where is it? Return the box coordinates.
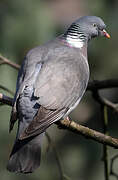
[0,93,13,106]
[92,90,118,113]
[0,54,20,70]
[57,119,118,149]
[1,93,118,149]
[87,79,118,91]
[0,85,14,96]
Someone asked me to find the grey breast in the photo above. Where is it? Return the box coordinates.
[32,39,90,112]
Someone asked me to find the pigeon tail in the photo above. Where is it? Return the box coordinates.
[7,133,43,173]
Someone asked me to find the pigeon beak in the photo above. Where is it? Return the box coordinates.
[102,29,110,39]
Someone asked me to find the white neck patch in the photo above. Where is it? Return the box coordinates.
[66,36,84,49]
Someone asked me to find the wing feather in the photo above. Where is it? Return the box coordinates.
[19,106,66,140]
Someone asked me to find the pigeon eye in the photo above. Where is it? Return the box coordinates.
[93,23,97,27]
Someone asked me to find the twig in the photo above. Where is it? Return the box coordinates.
[0,85,14,96]
[0,103,6,106]
[0,93,13,106]
[45,132,70,180]
[102,106,109,180]
[92,90,118,113]
[110,154,118,179]
[87,79,118,91]
[0,54,20,70]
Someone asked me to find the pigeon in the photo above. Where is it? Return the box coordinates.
[7,16,110,173]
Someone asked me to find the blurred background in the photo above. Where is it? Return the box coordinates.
[0,0,118,180]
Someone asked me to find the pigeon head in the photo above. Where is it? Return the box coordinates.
[64,16,110,48]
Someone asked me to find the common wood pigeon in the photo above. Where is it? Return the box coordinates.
[7,16,110,173]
